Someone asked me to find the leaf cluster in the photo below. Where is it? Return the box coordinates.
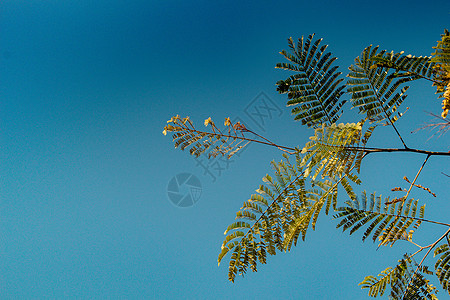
[334,192,425,247]
[431,29,450,118]
[163,115,251,158]
[218,153,306,281]
[276,34,346,128]
[359,254,437,299]
[163,29,450,299]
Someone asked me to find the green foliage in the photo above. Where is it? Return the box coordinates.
[347,45,423,125]
[389,256,438,300]
[334,192,425,247]
[218,151,351,282]
[431,29,450,118]
[431,29,450,72]
[359,255,437,299]
[276,34,346,128]
[218,153,307,282]
[434,243,450,295]
[163,115,251,158]
[370,52,435,81]
[163,29,450,298]
[299,121,371,179]
[282,178,338,251]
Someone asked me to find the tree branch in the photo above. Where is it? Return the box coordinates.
[343,146,450,156]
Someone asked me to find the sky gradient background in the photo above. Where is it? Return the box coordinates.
[1,0,450,298]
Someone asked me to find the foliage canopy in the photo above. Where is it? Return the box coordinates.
[164,30,450,299]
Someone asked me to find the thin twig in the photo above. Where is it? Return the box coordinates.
[245,129,295,155]
[188,128,297,152]
[188,128,450,157]
[412,112,450,137]
[397,155,430,211]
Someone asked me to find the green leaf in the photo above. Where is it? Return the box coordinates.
[434,243,450,295]
[334,193,425,247]
[276,34,347,128]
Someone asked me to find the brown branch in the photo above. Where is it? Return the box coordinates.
[403,176,436,197]
[397,155,430,211]
[344,146,450,156]
[187,130,450,157]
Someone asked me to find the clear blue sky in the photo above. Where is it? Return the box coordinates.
[1,0,449,298]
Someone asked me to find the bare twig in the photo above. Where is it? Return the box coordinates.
[412,112,450,137]
[393,155,430,210]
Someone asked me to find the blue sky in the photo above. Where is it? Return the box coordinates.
[1,0,449,298]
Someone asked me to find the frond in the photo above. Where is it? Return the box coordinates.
[334,192,425,247]
[299,121,376,202]
[163,115,251,158]
[301,122,367,180]
[370,52,435,82]
[347,46,416,124]
[218,153,307,282]
[431,29,450,118]
[276,34,346,128]
[219,150,352,281]
[389,256,438,300]
[434,243,450,295]
[283,178,338,251]
[359,266,395,297]
[431,29,450,72]
[359,255,437,299]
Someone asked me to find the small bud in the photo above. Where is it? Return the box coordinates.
[204,117,212,126]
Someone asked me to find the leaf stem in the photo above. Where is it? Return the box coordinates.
[245,128,296,155]
[344,146,450,156]
[187,128,297,152]
[396,155,430,211]
[365,66,408,149]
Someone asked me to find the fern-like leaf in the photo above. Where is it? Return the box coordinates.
[283,178,338,251]
[431,29,450,73]
[300,122,368,179]
[359,267,395,297]
[434,243,450,295]
[371,52,435,81]
[276,34,346,128]
[348,46,415,124]
[334,192,425,247]
[218,153,307,282]
[219,151,346,281]
[360,255,437,299]
[431,29,450,118]
[163,115,252,158]
[390,256,438,300]
[299,121,377,204]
